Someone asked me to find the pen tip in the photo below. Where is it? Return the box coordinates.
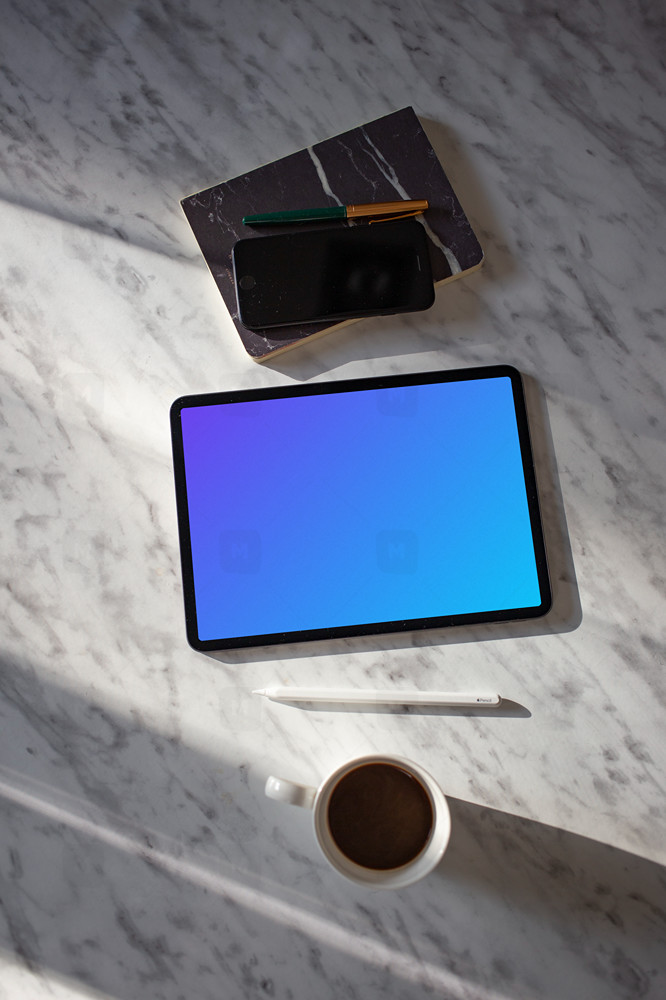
[252,689,266,696]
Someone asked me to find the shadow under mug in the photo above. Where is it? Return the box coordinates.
[265,754,451,888]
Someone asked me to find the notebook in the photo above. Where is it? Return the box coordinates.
[181,107,483,361]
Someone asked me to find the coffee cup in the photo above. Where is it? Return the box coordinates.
[265,754,451,888]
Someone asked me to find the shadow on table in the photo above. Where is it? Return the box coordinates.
[435,796,666,997]
[2,655,662,1000]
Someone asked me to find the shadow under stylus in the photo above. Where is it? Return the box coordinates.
[261,698,530,719]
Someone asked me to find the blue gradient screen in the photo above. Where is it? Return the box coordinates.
[178,375,544,643]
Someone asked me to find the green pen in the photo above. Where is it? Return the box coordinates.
[242,199,428,226]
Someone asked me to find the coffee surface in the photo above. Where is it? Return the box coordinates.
[327,762,434,870]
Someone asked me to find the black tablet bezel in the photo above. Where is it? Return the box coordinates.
[170,365,551,650]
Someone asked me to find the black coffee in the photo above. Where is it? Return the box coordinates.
[327,762,434,870]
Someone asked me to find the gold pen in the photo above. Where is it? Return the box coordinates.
[243,199,429,225]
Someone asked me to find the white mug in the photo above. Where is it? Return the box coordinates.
[265,754,451,888]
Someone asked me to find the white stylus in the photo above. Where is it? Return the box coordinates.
[252,687,501,707]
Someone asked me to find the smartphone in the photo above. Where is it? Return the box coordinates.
[232,219,435,330]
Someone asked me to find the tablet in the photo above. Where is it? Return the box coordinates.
[170,365,551,650]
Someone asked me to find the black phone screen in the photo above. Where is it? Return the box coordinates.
[232,220,434,330]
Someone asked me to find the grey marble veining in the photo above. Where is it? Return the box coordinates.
[1,0,665,998]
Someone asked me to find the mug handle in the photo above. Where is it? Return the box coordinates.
[265,775,316,809]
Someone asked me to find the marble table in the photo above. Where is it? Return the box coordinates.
[1,1,664,998]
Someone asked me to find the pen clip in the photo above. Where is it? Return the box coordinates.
[368,209,425,224]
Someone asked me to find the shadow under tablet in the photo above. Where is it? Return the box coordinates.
[210,372,579,664]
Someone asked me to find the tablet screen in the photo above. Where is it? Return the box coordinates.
[170,366,551,649]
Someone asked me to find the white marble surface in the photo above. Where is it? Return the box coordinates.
[1,0,665,997]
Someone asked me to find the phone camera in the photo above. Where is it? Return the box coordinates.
[239,275,256,290]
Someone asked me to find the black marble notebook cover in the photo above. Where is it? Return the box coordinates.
[181,107,483,361]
